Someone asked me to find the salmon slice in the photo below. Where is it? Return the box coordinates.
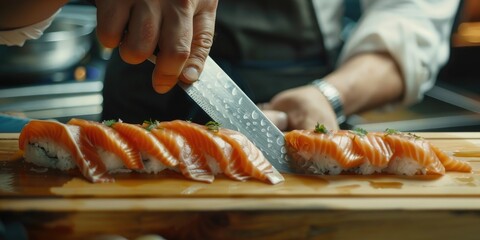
[429,144,472,172]
[285,129,363,175]
[19,120,113,183]
[77,131,114,182]
[158,120,247,181]
[67,118,143,171]
[149,126,214,183]
[158,120,284,184]
[383,133,445,175]
[215,128,285,184]
[350,131,393,174]
[111,121,178,173]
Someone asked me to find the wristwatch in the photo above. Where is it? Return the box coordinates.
[311,79,346,124]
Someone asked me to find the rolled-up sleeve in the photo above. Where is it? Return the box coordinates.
[337,0,459,105]
[0,9,60,47]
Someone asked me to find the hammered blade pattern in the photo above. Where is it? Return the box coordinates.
[179,57,293,173]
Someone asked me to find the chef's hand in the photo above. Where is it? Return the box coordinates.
[261,86,339,131]
[95,0,218,93]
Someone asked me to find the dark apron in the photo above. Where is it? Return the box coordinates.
[212,0,330,102]
[102,0,330,123]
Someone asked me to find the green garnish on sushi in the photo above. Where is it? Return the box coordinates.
[103,119,117,127]
[314,123,328,134]
[384,128,422,140]
[351,128,368,137]
[407,132,422,140]
[205,121,221,132]
[142,119,160,131]
[384,128,400,135]
[144,121,156,131]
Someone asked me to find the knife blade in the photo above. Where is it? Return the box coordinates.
[148,56,293,173]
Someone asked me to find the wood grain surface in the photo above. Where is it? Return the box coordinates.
[3,210,480,240]
[1,132,480,240]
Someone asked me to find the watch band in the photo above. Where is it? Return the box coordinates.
[311,79,346,124]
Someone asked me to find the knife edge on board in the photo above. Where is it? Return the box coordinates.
[147,55,294,173]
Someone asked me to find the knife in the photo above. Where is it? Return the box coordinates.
[148,56,293,173]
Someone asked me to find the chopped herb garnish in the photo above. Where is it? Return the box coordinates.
[142,119,160,131]
[103,119,117,127]
[146,125,155,131]
[145,123,156,131]
[314,123,328,134]
[384,128,400,135]
[407,132,422,140]
[384,128,422,140]
[351,128,368,137]
[205,121,221,132]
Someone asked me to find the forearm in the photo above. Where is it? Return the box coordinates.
[0,0,67,30]
[324,52,404,116]
[336,0,458,108]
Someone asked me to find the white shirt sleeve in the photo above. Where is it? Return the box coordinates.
[0,9,60,47]
[337,0,459,105]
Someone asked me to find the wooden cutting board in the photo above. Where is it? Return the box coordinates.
[1,132,480,240]
[1,132,480,209]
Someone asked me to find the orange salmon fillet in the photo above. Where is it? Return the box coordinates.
[349,131,393,174]
[215,128,284,184]
[150,126,214,183]
[285,130,363,175]
[159,120,284,184]
[68,118,143,170]
[430,143,472,172]
[112,122,179,172]
[19,120,113,183]
[379,134,446,175]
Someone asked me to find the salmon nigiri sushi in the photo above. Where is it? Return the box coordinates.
[285,124,363,175]
[158,120,284,184]
[383,129,445,175]
[68,118,143,172]
[146,122,215,183]
[109,120,179,174]
[216,127,284,184]
[19,120,113,183]
[350,129,393,175]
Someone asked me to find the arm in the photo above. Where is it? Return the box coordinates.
[266,0,458,131]
[0,0,68,30]
[339,0,460,106]
[325,52,403,116]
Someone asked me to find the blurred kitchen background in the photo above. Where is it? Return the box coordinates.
[0,0,479,132]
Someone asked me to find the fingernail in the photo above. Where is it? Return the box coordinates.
[182,67,199,82]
